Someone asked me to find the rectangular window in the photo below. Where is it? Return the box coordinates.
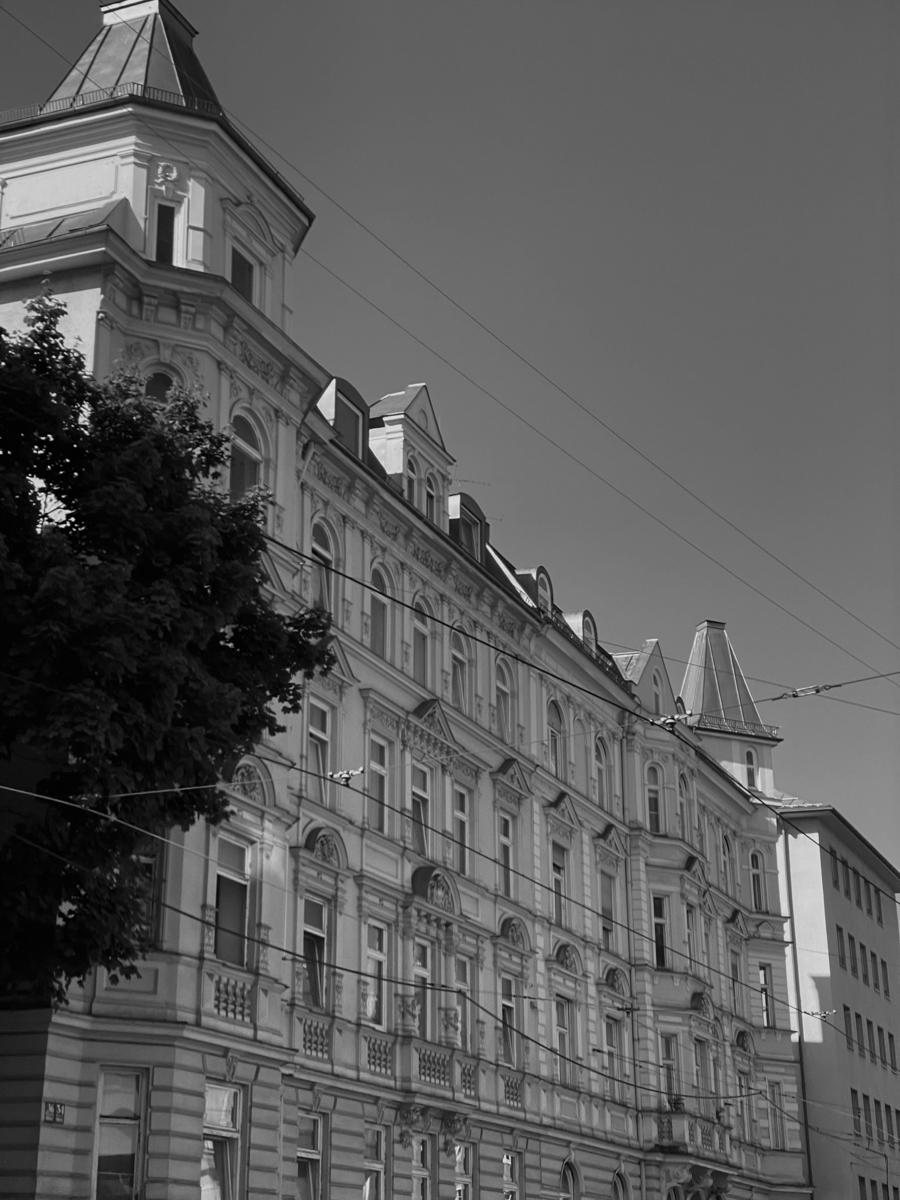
[837,925,847,969]
[855,869,863,908]
[864,1094,873,1138]
[605,1016,623,1102]
[876,1100,885,1144]
[498,814,514,898]
[859,1182,868,1200]
[202,1083,241,1200]
[843,858,851,897]
[453,1143,474,1200]
[600,872,615,951]
[876,889,884,925]
[661,1034,679,1103]
[334,393,362,456]
[868,1020,877,1063]
[865,880,873,916]
[887,1105,895,1148]
[856,1013,865,1056]
[648,773,661,833]
[230,245,254,303]
[411,1136,431,1200]
[879,1027,887,1066]
[413,620,428,687]
[453,788,469,876]
[694,1038,710,1104]
[555,996,573,1085]
[730,952,742,1015]
[686,905,696,970]
[551,843,567,927]
[500,976,518,1066]
[95,1070,145,1200]
[890,1033,897,1071]
[308,702,331,805]
[830,847,840,888]
[365,923,387,1027]
[737,1071,750,1141]
[215,838,249,967]
[852,1089,861,1134]
[883,960,891,999]
[767,1081,785,1150]
[296,1113,321,1200]
[455,957,471,1052]
[411,765,430,856]
[368,738,388,834]
[370,592,387,659]
[414,942,431,1041]
[502,1152,519,1200]
[844,1006,854,1049]
[363,1125,386,1200]
[134,840,164,946]
[155,202,176,264]
[301,897,328,1009]
[849,935,858,977]
[653,896,668,969]
[759,963,774,1028]
[862,943,870,985]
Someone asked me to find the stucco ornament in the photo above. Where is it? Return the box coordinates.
[427,873,453,912]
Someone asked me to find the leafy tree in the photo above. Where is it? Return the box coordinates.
[0,291,334,1006]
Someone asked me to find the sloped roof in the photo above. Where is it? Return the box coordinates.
[0,198,130,250]
[47,1,220,110]
[680,620,779,740]
[613,639,656,683]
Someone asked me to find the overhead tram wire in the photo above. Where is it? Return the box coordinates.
[0,774,855,1046]
[83,0,900,666]
[6,826,807,1107]
[3,4,899,699]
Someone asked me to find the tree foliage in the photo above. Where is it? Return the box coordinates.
[0,292,334,1005]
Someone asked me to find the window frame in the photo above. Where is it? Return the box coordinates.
[745,748,757,790]
[652,895,669,969]
[301,895,329,1010]
[767,1081,786,1150]
[750,851,766,912]
[554,994,574,1086]
[229,243,257,305]
[453,785,470,876]
[201,1082,242,1200]
[296,1111,322,1200]
[370,569,390,660]
[600,870,615,952]
[413,939,432,1041]
[93,1069,147,1200]
[450,630,470,715]
[548,700,565,780]
[496,659,513,743]
[368,736,389,835]
[411,1135,433,1200]
[229,412,264,501]
[365,921,388,1028]
[595,738,610,811]
[307,699,332,807]
[363,1124,387,1200]
[411,763,431,857]
[214,837,250,967]
[412,601,431,688]
[551,842,568,928]
[498,811,515,899]
[406,456,419,507]
[758,962,774,1028]
[453,1141,475,1200]
[500,975,519,1066]
[647,764,663,834]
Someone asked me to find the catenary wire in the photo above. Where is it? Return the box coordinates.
[2,2,898,701]
[39,0,900,667]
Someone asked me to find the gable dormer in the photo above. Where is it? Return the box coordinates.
[367,383,454,529]
[316,378,369,460]
[449,492,489,564]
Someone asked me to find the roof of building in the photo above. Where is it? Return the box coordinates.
[680,619,780,740]
[613,640,656,683]
[0,198,130,251]
[777,802,900,892]
[47,0,220,110]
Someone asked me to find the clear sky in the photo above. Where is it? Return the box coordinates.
[2,1,898,859]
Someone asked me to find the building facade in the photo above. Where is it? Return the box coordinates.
[777,805,900,1200]
[0,4,809,1199]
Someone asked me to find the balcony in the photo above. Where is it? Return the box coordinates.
[656,1110,731,1161]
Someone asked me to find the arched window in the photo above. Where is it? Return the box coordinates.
[647,765,662,833]
[310,522,333,611]
[144,370,174,401]
[583,615,596,654]
[612,1175,627,1200]
[412,601,430,687]
[406,456,419,507]
[425,474,437,524]
[594,737,609,810]
[652,671,663,716]
[721,835,736,895]
[559,1163,577,1200]
[496,659,513,743]
[537,573,552,613]
[750,851,766,912]
[230,414,263,500]
[370,568,389,660]
[450,630,469,715]
[548,700,565,779]
[745,748,757,790]
[677,775,691,842]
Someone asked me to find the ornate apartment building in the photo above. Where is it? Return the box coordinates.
[0,4,809,1199]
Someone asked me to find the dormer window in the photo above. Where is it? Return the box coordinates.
[449,494,487,562]
[230,246,255,303]
[425,475,437,524]
[652,671,663,715]
[537,573,552,613]
[583,615,596,654]
[745,749,757,790]
[459,512,480,557]
[406,457,419,506]
[334,392,362,456]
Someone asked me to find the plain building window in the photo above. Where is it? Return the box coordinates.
[830,847,840,888]
[647,765,662,833]
[500,976,518,1065]
[661,1034,679,1104]
[365,923,387,1027]
[844,1006,854,1049]
[882,960,891,998]
[498,814,514,898]
[862,945,870,986]
[865,880,873,916]
[759,963,774,1028]
[856,1013,865,1056]
[837,925,847,969]
[411,766,430,857]
[653,896,669,969]
[864,1094,873,1139]
[296,1113,321,1200]
[229,414,262,500]
[873,952,881,992]
[363,1126,386,1200]
[301,898,328,1009]
[230,246,255,303]
[849,935,858,976]
[889,1033,897,1070]
[406,457,419,507]
[502,1153,519,1200]
[450,631,469,715]
[368,738,388,834]
[852,1089,861,1134]
[868,1020,877,1062]
[605,1016,623,1102]
[548,702,565,779]
[455,957,471,1051]
[413,942,431,1040]
[600,872,615,951]
[154,202,176,264]
[215,839,249,966]
[745,748,757,790]
[95,1071,145,1200]
[453,1143,474,1200]
[202,1084,241,1200]
[876,889,884,924]
[551,843,567,927]
[855,870,863,908]
[310,524,334,612]
[307,702,331,805]
[370,570,389,659]
[596,739,610,811]
[750,851,765,911]
[453,788,469,876]
[496,660,512,743]
[879,1027,888,1066]
[843,859,852,897]
[555,996,573,1085]
[412,603,430,687]
[767,1082,785,1150]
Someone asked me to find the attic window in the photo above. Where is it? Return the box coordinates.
[459,511,480,558]
[231,246,254,303]
[155,204,175,265]
[334,393,362,457]
[537,573,552,613]
[652,671,663,715]
[583,615,596,654]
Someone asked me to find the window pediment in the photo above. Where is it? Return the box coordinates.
[491,757,532,808]
[546,791,580,831]
[726,909,749,940]
[594,823,627,869]
[407,698,459,764]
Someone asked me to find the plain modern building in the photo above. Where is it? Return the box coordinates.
[777,805,900,1200]
[0,4,811,1200]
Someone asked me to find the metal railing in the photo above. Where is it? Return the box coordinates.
[693,713,780,739]
[0,83,223,127]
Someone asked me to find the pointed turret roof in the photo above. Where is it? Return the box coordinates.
[680,620,780,740]
[47,1,220,111]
